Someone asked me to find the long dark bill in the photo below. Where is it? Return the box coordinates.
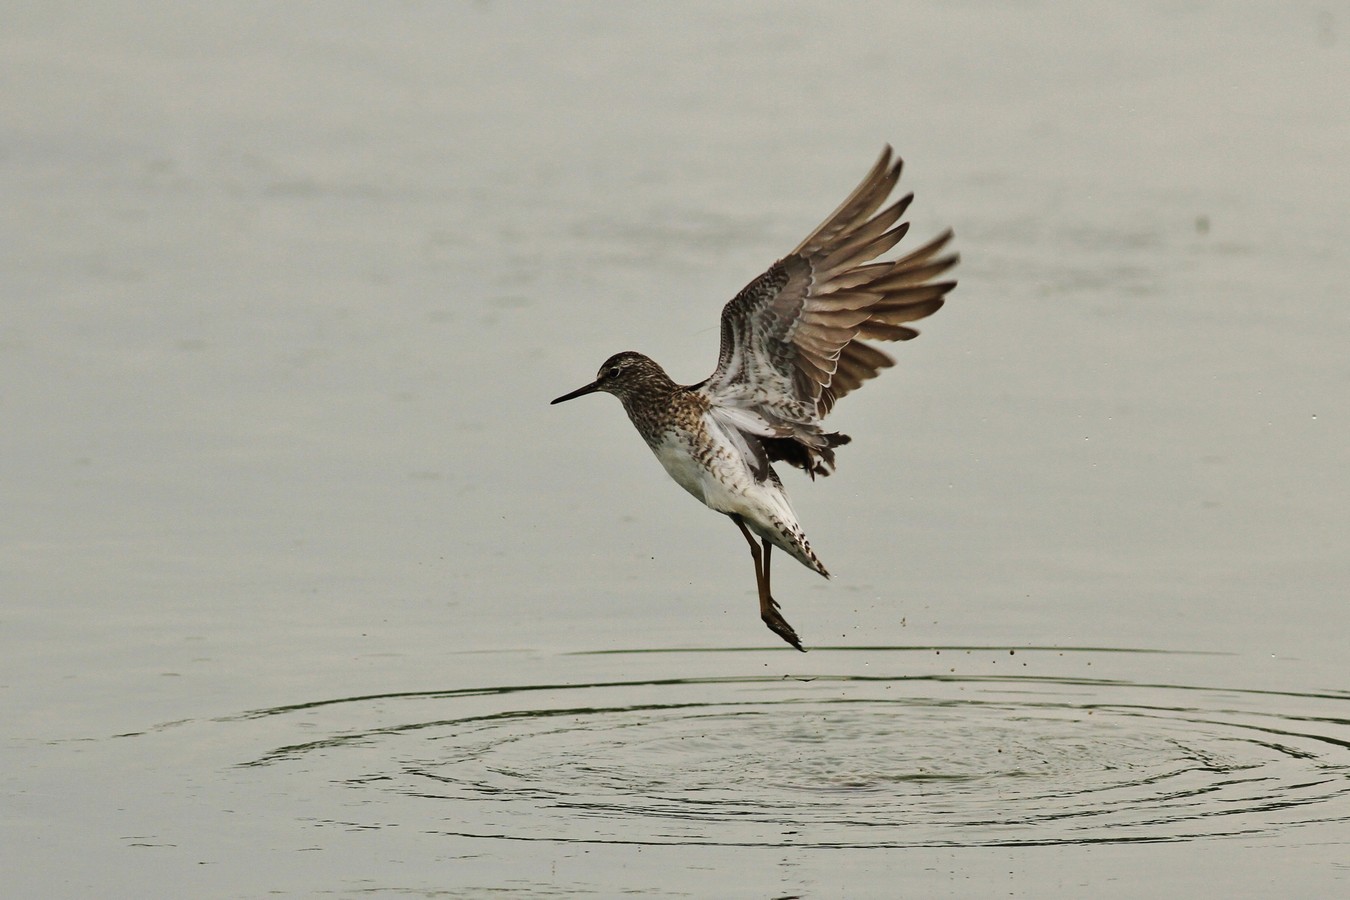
[550,381,601,404]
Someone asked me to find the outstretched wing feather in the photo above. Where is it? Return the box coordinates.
[698,146,958,473]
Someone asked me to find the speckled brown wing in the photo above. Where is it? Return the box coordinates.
[698,146,957,472]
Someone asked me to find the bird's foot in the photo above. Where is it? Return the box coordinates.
[761,597,805,652]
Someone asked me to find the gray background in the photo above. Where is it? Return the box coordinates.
[3,2,1347,896]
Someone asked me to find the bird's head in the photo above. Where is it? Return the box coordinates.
[550,351,669,404]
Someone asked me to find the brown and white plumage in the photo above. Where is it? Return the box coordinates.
[698,145,957,481]
[552,147,957,650]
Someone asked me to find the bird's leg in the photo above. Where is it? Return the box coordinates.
[759,541,804,651]
[761,538,773,599]
[731,516,805,652]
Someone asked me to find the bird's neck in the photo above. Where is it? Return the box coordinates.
[618,377,699,441]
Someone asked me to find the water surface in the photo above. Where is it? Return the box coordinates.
[3,2,1348,896]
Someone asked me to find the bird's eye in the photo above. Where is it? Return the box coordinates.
[606,366,622,379]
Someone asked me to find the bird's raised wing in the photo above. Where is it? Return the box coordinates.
[698,147,957,465]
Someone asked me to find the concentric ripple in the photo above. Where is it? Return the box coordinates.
[234,656,1350,848]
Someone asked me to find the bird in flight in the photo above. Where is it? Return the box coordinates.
[552,147,957,650]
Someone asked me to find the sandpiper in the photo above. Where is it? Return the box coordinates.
[552,147,957,650]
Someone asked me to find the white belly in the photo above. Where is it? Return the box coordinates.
[650,431,727,506]
[644,424,824,575]
[647,427,781,521]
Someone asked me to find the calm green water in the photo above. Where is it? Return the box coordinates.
[3,3,1348,896]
